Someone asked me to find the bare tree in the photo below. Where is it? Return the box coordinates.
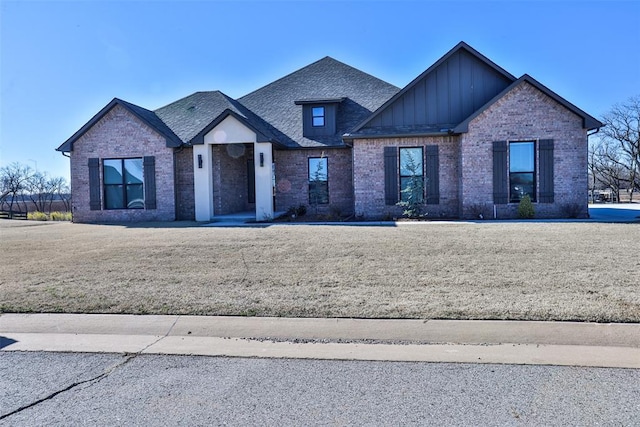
[599,95,640,201]
[0,162,32,213]
[587,142,599,202]
[591,139,627,201]
[25,171,56,212]
[50,176,71,212]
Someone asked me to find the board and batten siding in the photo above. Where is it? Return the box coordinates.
[363,49,513,129]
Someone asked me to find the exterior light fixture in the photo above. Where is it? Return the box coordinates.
[197,154,203,169]
[260,152,264,167]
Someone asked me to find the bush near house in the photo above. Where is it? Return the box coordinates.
[517,195,535,219]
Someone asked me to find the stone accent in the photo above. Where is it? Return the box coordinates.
[174,146,195,220]
[70,104,176,222]
[461,81,588,219]
[353,136,460,219]
[274,148,353,216]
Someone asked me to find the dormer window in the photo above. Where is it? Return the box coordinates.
[312,107,325,127]
[295,98,345,138]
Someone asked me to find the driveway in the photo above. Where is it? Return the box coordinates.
[589,203,640,222]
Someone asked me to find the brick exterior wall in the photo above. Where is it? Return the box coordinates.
[353,136,461,219]
[70,104,176,222]
[274,148,353,216]
[461,81,588,219]
[69,81,588,223]
[212,144,255,215]
[353,82,589,220]
[174,146,195,220]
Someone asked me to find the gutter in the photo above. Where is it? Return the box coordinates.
[587,127,601,137]
[343,130,455,142]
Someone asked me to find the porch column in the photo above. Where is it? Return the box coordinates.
[193,144,214,221]
[254,142,273,221]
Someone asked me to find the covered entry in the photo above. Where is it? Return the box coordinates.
[192,115,274,221]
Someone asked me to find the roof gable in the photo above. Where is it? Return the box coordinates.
[56,98,181,152]
[238,56,400,148]
[453,74,604,132]
[350,42,516,137]
[154,90,287,146]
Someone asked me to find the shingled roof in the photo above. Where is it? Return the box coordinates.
[238,57,400,148]
[56,98,182,152]
[154,91,285,145]
[58,57,400,152]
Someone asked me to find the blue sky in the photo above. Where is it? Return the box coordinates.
[1,0,639,181]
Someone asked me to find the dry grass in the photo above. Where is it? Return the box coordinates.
[0,220,638,322]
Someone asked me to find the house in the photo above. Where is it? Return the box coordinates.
[56,42,603,222]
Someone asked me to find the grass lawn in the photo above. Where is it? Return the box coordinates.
[1,220,638,322]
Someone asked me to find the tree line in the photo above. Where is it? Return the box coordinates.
[589,95,640,203]
[0,162,71,214]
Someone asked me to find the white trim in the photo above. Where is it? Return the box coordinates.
[193,116,273,221]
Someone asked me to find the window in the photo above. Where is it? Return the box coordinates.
[308,157,328,204]
[103,158,144,209]
[399,147,424,203]
[298,102,337,137]
[509,141,535,202]
[312,106,325,127]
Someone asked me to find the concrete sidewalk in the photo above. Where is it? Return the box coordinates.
[1,314,639,368]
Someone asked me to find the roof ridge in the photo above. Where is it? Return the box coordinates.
[238,56,397,101]
[116,97,152,113]
[154,90,226,112]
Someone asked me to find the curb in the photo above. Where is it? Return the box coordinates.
[2,314,639,368]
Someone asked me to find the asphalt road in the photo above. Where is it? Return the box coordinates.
[1,352,638,426]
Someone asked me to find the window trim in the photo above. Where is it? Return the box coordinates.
[103,157,145,210]
[311,106,325,127]
[308,157,329,205]
[508,141,536,203]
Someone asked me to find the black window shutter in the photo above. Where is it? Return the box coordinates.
[492,141,508,204]
[539,139,554,203]
[384,147,398,205]
[425,145,440,204]
[88,158,101,210]
[143,156,156,210]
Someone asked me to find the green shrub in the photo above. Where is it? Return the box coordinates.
[28,211,49,221]
[50,211,72,221]
[517,195,535,219]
